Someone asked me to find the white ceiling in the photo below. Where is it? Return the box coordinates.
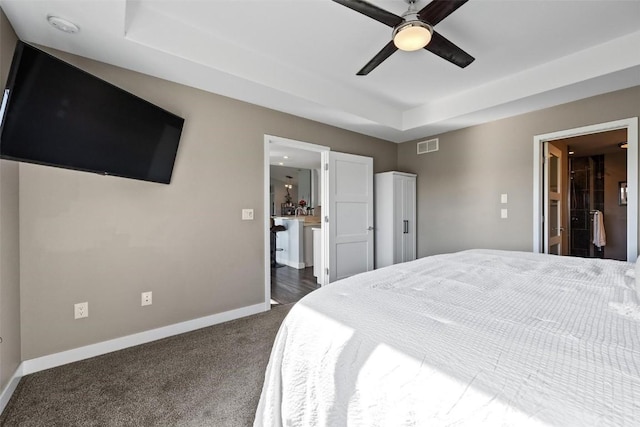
[270,142,322,171]
[2,0,639,143]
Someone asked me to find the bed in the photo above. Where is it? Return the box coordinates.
[254,249,640,426]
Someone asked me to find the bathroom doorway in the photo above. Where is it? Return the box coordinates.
[551,129,628,260]
[533,117,638,261]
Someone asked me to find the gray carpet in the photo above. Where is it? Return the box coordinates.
[0,304,292,426]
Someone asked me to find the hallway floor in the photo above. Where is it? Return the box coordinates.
[271,266,319,305]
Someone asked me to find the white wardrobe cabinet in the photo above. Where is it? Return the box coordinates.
[375,171,417,268]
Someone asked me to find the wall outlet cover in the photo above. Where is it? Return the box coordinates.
[141,291,152,306]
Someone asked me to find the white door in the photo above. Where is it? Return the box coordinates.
[402,175,416,262]
[544,143,563,255]
[324,151,374,282]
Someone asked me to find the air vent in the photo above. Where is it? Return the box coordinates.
[417,138,439,154]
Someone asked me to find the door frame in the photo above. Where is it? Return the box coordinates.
[532,117,639,261]
[263,135,329,311]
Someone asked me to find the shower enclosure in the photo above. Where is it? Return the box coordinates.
[569,155,605,258]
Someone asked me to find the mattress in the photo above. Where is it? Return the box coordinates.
[255,249,640,426]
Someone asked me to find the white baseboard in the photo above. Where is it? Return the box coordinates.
[21,303,265,376]
[0,363,24,414]
[278,260,305,269]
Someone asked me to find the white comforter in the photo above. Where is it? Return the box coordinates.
[255,250,640,426]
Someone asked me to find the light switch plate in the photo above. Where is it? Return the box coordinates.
[74,302,88,319]
[501,208,508,219]
[501,193,508,204]
[242,209,254,220]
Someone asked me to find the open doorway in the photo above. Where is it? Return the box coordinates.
[268,143,323,306]
[548,129,628,260]
[269,148,322,305]
[263,135,375,310]
[533,118,638,261]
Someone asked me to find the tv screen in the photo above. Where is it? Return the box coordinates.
[0,41,184,184]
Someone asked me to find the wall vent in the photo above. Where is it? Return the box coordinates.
[417,138,439,154]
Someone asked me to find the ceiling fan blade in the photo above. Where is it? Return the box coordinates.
[332,0,403,28]
[357,41,398,75]
[425,31,474,68]
[418,0,468,26]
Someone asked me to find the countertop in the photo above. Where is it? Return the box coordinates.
[273,216,321,226]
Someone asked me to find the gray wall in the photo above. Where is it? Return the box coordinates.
[398,86,640,258]
[604,152,628,261]
[19,48,396,360]
[0,10,20,392]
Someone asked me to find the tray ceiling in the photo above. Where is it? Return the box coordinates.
[1,0,639,142]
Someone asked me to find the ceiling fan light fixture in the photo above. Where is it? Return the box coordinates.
[393,21,432,51]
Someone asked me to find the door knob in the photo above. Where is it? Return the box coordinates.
[367,226,374,231]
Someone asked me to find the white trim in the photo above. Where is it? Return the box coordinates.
[264,137,271,311]
[533,117,638,261]
[264,135,330,305]
[320,151,330,286]
[0,363,23,414]
[264,135,329,153]
[277,260,306,269]
[21,303,264,375]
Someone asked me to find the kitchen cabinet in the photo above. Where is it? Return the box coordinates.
[303,224,315,267]
[274,218,304,269]
[375,171,416,268]
[312,227,321,283]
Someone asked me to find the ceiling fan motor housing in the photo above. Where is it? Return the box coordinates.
[393,10,433,51]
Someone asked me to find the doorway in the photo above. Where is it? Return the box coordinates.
[548,130,628,260]
[263,135,376,310]
[533,118,638,261]
[264,136,326,309]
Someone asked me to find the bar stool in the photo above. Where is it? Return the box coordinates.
[270,218,286,268]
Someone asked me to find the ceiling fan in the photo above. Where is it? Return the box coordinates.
[332,0,474,75]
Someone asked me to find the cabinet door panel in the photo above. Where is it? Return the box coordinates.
[393,175,404,264]
[402,176,417,262]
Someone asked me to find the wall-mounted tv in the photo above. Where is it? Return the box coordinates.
[0,41,184,184]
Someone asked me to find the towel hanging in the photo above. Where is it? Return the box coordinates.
[592,210,606,248]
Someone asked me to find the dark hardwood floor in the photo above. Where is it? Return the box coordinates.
[271,266,319,305]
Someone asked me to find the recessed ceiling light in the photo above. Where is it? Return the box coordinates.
[283,156,289,159]
[278,162,284,165]
[47,15,79,34]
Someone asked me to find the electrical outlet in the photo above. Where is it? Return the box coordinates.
[242,209,254,220]
[74,302,88,319]
[141,291,152,306]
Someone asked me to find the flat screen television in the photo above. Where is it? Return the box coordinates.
[0,41,184,184]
